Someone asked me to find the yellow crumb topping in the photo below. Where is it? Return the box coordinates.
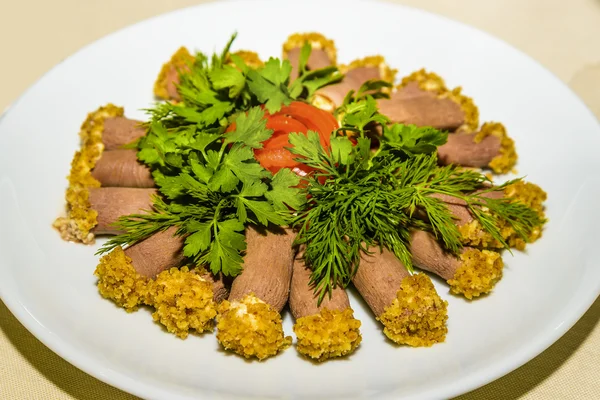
[227,50,264,68]
[153,47,194,100]
[459,181,547,250]
[398,69,479,130]
[504,181,548,249]
[149,267,217,339]
[447,249,503,299]
[216,294,291,360]
[282,32,337,65]
[473,122,518,174]
[505,181,547,214]
[458,219,503,248]
[340,55,398,84]
[53,104,123,244]
[378,274,448,347]
[293,308,362,362]
[399,69,446,93]
[311,94,337,113]
[94,246,150,312]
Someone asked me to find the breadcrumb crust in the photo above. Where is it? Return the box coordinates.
[293,308,361,362]
[94,246,150,312]
[282,32,337,64]
[459,181,548,250]
[399,69,479,131]
[378,274,448,347]
[53,104,123,244]
[473,122,517,174]
[448,249,503,299]
[227,50,264,68]
[150,267,217,339]
[340,55,398,84]
[216,294,291,360]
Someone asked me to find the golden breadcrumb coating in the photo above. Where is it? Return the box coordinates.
[378,274,448,347]
[94,246,150,312]
[503,181,547,249]
[53,104,123,244]
[153,47,194,100]
[227,50,264,68]
[447,249,503,299]
[473,122,518,174]
[398,69,479,130]
[399,69,446,93]
[282,32,337,64]
[459,181,547,250]
[150,267,217,339]
[293,308,362,362]
[311,94,337,114]
[505,181,547,214]
[340,55,398,84]
[216,294,291,360]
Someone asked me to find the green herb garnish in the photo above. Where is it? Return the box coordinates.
[98,34,543,298]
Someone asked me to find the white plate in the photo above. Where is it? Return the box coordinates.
[1,0,600,399]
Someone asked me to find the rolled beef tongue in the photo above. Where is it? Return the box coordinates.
[344,66,381,86]
[437,133,501,168]
[88,187,157,235]
[352,247,448,346]
[124,226,185,279]
[227,227,295,313]
[289,255,350,319]
[102,117,146,150]
[392,82,435,101]
[377,95,465,131]
[409,230,504,299]
[91,149,154,188]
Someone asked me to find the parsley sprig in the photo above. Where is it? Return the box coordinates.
[99,107,304,276]
[97,34,342,277]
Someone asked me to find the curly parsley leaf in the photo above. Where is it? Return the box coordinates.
[224,107,273,148]
[246,58,294,113]
[383,123,448,156]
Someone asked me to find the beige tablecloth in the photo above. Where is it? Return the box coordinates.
[1,0,599,399]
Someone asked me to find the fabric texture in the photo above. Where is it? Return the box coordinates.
[1,0,599,399]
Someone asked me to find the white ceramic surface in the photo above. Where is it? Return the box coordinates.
[1,0,600,399]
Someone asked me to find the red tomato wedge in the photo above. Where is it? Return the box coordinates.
[228,101,338,174]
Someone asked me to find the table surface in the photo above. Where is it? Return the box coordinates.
[1,0,599,399]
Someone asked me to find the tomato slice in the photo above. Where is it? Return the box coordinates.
[262,115,308,149]
[226,101,338,176]
[272,102,337,148]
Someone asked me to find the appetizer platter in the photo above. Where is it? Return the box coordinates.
[53,30,546,361]
[1,1,600,399]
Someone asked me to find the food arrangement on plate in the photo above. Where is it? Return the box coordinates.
[53,32,547,362]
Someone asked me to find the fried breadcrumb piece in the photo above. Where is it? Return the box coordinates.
[227,50,264,68]
[154,47,194,100]
[448,249,503,299]
[294,308,361,362]
[472,122,517,174]
[459,181,547,250]
[378,274,448,346]
[216,294,291,360]
[150,267,217,339]
[282,32,337,64]
[503,181,548,249]
[53,104,123,244]
[399,69,479,131]
[94,246,150,312]
[340,55,397,84]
